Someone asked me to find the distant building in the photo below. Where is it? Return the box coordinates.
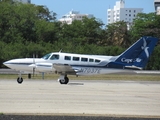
[154,0,160,15]
[59,10,94,24]
[107,0,143,30]
[0,0,31,3]
[13,0,31,3]
[14,0,31,3]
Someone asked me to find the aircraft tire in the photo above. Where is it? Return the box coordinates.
[59,77,69,84]
[17,77,23,84]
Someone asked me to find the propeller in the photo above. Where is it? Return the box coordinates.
[32,54,36,77]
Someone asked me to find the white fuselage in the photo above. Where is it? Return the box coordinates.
[3,52,127,75]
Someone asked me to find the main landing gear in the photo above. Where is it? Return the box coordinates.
[58,74,69,84]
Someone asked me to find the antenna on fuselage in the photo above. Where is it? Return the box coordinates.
[59,49,62,53]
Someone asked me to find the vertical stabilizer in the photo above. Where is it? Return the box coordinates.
[114,36,158,69]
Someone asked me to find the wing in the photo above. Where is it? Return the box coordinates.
[53,63,79,75]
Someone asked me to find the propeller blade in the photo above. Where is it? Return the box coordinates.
[32,53,36,77]
[33,54,35,64]
[33,67,35,77]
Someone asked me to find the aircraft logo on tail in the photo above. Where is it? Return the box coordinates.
[121,58,142,63]
[141,37,149,58]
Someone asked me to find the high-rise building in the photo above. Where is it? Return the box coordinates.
[154,0,160,15]
[59,10,94,24]
[107,0,143,30]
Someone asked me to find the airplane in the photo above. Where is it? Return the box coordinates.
[3,36,158,84]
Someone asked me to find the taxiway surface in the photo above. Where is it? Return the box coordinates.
[0,79,160,117]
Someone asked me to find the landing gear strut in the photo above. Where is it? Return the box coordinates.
[59,75,69,84]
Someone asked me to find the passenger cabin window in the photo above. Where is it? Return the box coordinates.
[89,58,94,62]
[81,58,88,62]
[50,54,59,60]
[73,57,79,61]
[64,56,71,60]
[95,59,101,63]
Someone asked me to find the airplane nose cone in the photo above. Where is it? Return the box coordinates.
[3,61,11,67]
[3,61,8,66]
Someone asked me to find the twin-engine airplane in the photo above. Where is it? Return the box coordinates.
[3,36,158,84]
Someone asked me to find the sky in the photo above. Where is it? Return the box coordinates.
[31,0,155,25]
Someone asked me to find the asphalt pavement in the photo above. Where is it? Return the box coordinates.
[0,79,160,119]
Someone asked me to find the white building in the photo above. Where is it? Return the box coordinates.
[107,0,143,30]
[59,10,94,24]
[0,0,31,3]
[154,0,160,15]
[13,0,31,3]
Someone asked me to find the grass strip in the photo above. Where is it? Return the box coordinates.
[0,74,159,81]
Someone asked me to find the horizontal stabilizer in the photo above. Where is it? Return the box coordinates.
[125,65,142,70]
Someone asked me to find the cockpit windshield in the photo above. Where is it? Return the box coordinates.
[42,53,52,60]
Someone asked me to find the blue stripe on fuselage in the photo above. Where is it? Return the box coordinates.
[4,63,32,65]
[70,62,126,69]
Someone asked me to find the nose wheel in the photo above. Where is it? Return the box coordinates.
[17,72,23,84]
[17,77,23,84]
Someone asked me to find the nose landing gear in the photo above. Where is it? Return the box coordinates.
[17,72,23,84]
[17,77,23,84]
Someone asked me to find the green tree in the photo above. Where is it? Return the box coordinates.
[35,20,57,43]
[131,13,160,41]
[36,5,57,21]
[105,21,130,47]
[0,2,38,43]
[146,46,160,70]
[58,17,104,46]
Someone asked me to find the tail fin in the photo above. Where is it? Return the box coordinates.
[114,36,158,70]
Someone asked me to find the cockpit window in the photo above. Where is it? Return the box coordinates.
[42,53,52,60]
[50,54,59,60]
